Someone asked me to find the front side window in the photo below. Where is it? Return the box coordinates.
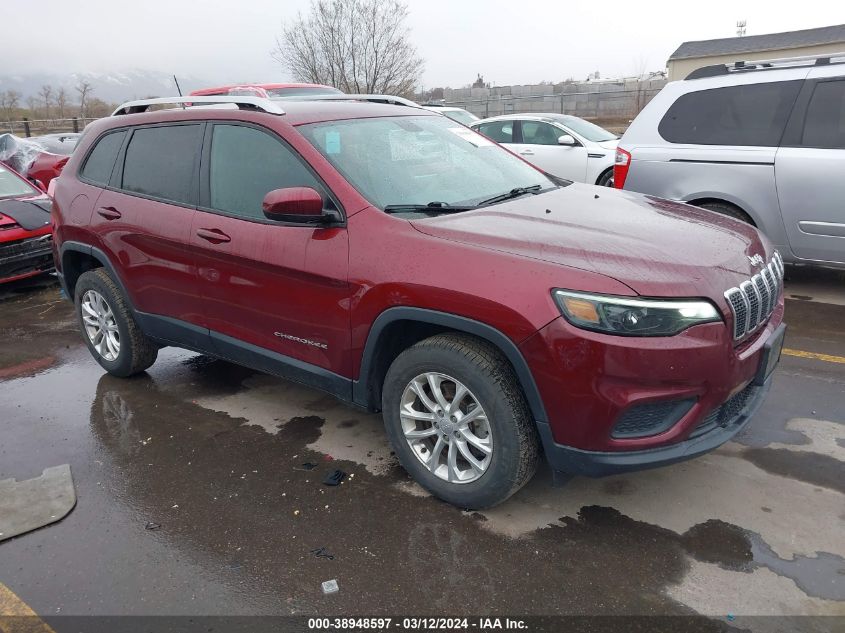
[658,80,803,146]
[209,124,324,220]
[521,121,566,146]
[475,120,514,143]
[802,80,845,150]
[300,115,554,213]
[81,130,126,185]
[121,125,202,204]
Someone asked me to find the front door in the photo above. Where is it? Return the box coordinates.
[776,71,845,264]
[189,122,351,378]
[510,121,588,181]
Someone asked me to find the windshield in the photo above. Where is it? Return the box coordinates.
[299,115,553,214]
[0,165,37,199]
[267,86,343,97]
[558,116,617,142]
[441,109,479,125]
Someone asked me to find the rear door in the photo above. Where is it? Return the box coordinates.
[190,122,351,377]
[91,123,206,338]
[510,120,588,181]
[776,69,845,264]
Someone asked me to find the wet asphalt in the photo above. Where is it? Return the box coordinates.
[0,270,843,629]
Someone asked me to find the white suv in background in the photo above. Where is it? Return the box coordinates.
[470,114,618,186]
[615,52,845,269]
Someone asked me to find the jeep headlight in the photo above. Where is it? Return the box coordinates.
[552,290,721,336]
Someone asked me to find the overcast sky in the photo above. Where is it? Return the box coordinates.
[4,0,845,87]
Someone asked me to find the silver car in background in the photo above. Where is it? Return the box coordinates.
[616,52,845,269]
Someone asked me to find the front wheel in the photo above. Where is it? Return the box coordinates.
[382,333,539,509]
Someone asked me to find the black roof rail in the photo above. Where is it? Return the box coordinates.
[684,51,845,80]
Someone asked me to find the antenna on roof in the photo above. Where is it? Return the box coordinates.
[173,75,186,110]
[736,20,747,37]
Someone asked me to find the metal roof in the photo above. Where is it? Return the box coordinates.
[669,24,845,61]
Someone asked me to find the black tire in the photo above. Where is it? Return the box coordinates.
[74,268,158,377]
[596,168,614,187]
[696,201,755,226]
[382,333,540,509]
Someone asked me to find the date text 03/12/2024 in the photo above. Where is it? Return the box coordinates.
[307,617,529,630]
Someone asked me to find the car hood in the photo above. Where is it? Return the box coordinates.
[410,184,771,301]
[596,138,619,150]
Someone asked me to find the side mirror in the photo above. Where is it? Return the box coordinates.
[262,187,325,223]
[558,134,577,146]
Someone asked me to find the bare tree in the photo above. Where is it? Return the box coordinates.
[1,90,21,123]
[39,85,53,120]
[85,98,114,119]
[76,80,93,118]
[56,87,69,119]
[629,55,651,117]
[271,0,424,97]
[26,95,40,118]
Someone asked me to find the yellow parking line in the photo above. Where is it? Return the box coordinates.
[0,583,55,633]
[783,348,845,365]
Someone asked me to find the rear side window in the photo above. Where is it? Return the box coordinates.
[121,125,202,204]
[476,121,514,143]
[658,80,802,146]
[208,124,323,220]
[802,80,845,149]
[80,131,126,185]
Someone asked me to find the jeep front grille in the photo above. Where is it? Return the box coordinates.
[724,252,783,341]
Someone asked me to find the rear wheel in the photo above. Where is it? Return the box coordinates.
[382,333,539,509]
[74,269,158,377]
[696,201,755,225]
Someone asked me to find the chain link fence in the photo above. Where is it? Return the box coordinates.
[438,80,667,133]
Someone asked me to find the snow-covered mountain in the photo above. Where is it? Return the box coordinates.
[0,69,212,104]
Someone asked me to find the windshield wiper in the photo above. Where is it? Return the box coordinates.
[383,202,478,214]
[477,185,544,207]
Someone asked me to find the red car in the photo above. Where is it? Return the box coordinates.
[0,133,77,191]
[51,96,785,508]
[0,162,53,283]
[189,83,342,99]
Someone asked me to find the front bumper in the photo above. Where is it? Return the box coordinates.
[519,303,784,475]
[0,234,54,283]
[536,374,771,476]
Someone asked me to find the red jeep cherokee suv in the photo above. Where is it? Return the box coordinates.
[51,96,786,508]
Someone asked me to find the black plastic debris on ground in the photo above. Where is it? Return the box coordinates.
[145,522,161,531]
[310,547,335,560]
[322,469,347,486]
[299,462,318,471]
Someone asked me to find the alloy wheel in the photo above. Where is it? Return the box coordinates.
[399,372,493,484]
[81,290,120,362]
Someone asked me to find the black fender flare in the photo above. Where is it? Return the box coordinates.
[59,241,134,311]
[353,306,548,424]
